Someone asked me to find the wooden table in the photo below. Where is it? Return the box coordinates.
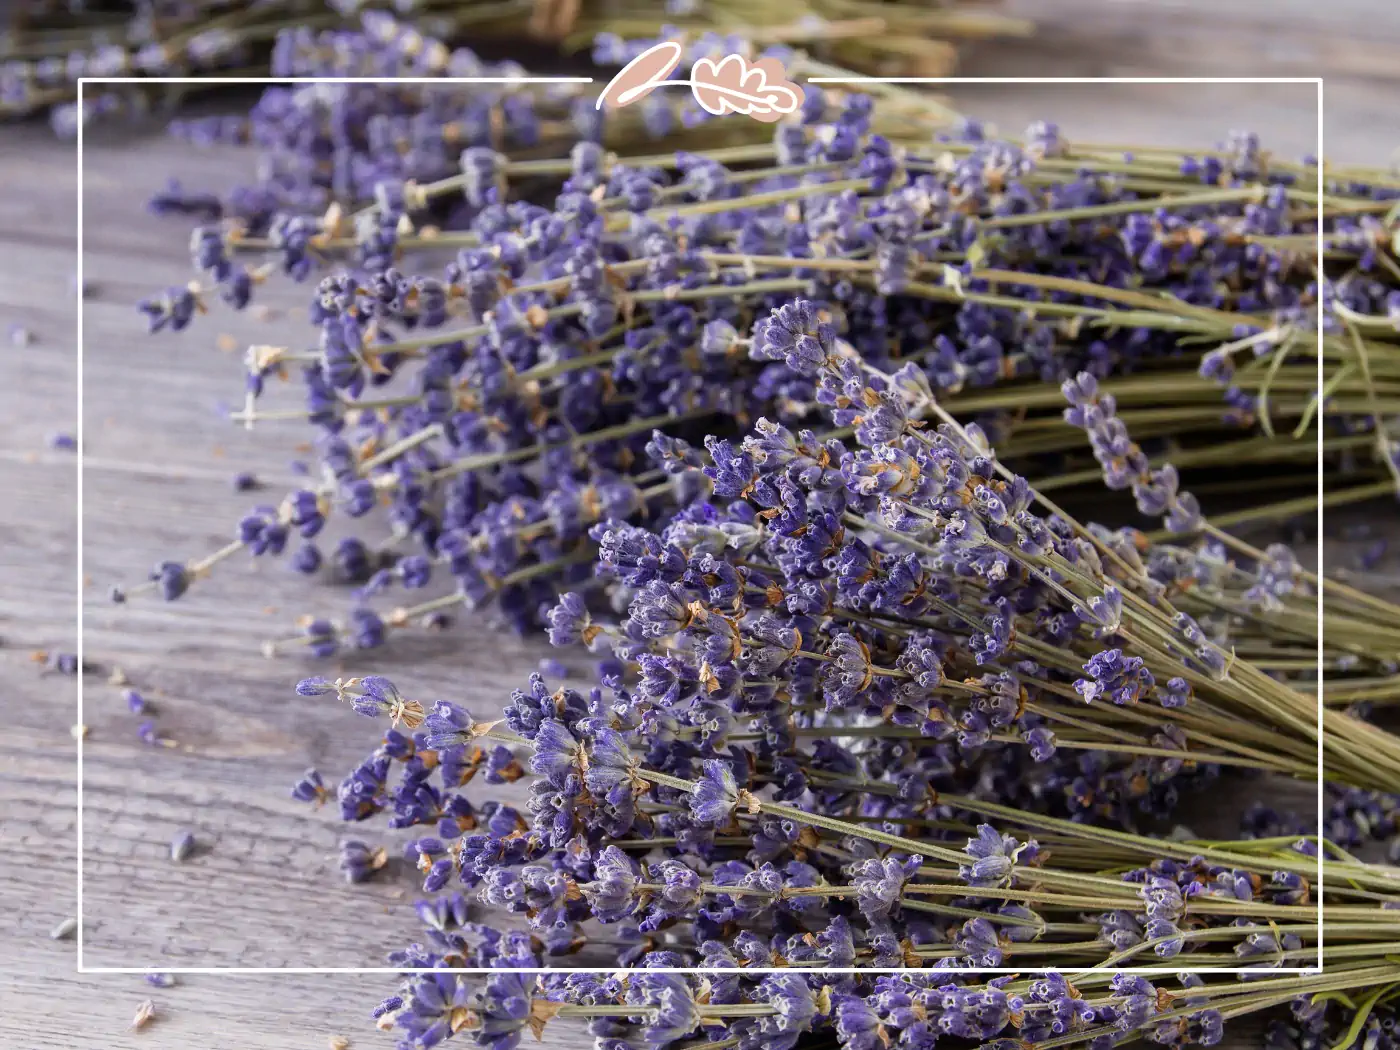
[2,25,1394,1046]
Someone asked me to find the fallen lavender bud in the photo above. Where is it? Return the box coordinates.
[170,831,197,862]
[1358,538,1389,571]
[147,179,223,221]
[339,840,388,884]
[290,768,328,806]
[45,651,80,675]
[136,721,171,748]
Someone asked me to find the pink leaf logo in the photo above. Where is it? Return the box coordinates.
[689,54,800,123]
[595,40,685,111]
[595,41,801,124]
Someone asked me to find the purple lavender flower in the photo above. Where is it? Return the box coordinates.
[850,854,921,921]
[1075,649,1155,706]
[958,825,1030,887]
[689,760,742,825]
[752,299,840,376]
[581,845,640,923]
[339,839,386,883]
[291,768,327,805]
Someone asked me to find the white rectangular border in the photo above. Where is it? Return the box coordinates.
[76,74,1326,975]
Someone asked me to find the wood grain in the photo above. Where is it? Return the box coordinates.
[2,9,1397,1044]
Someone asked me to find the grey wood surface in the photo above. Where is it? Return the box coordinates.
[3,7,1398,1045]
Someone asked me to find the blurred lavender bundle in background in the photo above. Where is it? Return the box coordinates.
[1,0,1031,136]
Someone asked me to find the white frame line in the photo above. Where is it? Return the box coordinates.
[75,73,1326,976]
[808,76,1322,85]
[75,963,1323,975]
[1314,76,1326,970]
[76,79,86,975]
[78,75,595,84]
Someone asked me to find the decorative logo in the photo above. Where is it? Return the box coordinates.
[596,40,801,123]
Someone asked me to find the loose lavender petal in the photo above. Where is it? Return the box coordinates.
[170,831,197,862]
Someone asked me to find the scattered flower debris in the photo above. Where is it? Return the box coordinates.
[38,650,81,675]
[130,999,157,1031]
[170,830,197,862]
[137,720,175,747]
[338,840,389,883]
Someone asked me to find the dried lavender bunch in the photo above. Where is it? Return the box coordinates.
[300,662,1387,969]
[115,43,1398,614]
[275,295,1400,969]
[117,78,1400,666]
[363,962,1400,1050]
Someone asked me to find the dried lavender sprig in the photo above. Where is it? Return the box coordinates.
[261,551,592,658]
[1060,368,1400,649]
[804,353,1337,769]
[110,407,697,605]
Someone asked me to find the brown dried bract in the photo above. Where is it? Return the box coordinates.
[526,1000,562,1041]
[131,999,157,1031]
